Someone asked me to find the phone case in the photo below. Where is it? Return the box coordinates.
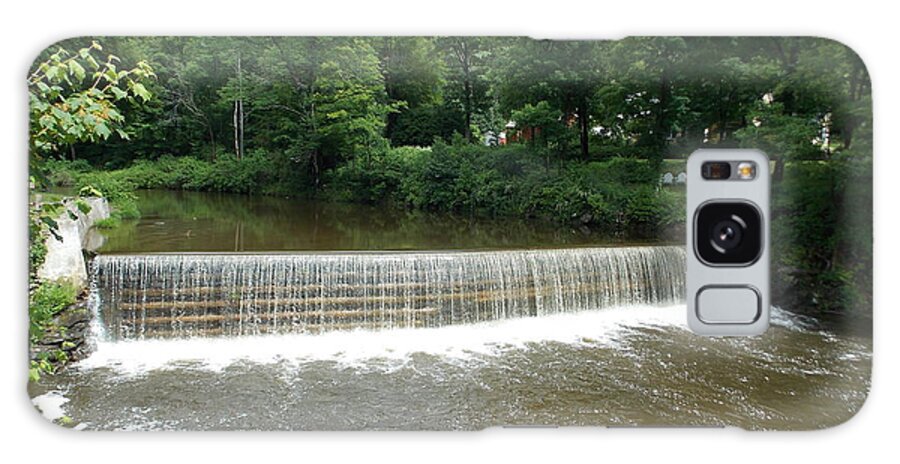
[27,36,872,430]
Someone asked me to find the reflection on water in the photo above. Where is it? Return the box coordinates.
[35,189,868,431]
[30,306,871,430]
[97,190,628,253]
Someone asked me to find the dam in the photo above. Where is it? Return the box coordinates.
[92,246,686,340]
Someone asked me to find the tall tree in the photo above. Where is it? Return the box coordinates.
[604,37,690,166]
[439,37,495,142]
[496,38,604,159]
[377,37,443,144]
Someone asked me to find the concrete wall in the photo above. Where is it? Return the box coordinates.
[36,197,110,288]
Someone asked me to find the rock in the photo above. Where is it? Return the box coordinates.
[579,212,593,224]
[31,300,93,366]
[31,196,106,372]
[83,228,107,252]
[36,197,110,288]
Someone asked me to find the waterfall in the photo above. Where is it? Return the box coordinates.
[91,246,685,340]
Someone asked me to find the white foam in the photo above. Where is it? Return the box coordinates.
[32,391,69,422]
[770,306,821,332]
[77,305,687,376]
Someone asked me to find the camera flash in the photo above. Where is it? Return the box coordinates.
[737,162,756,180]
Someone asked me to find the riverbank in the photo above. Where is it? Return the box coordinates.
[43,144,687,240]
[91,189,673,254]
[29,195,110,379]
[41,150,872,328]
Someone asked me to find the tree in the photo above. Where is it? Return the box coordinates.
[377,38,443,144]
[27,40,155,308]
[439,37,495,142]
[28,41,154,163]
[258,38,398,186]
[605,37,690,166]
[148,37,233,161]
[497,39,604,159]
[510,101,568,167]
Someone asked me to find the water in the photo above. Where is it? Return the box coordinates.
[30,305,870,430]
[95,190,623,253]
[29,190,870,430]
[93,247,684,340]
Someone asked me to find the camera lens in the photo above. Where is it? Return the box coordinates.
[711,218,743,251]
[701,162,732,180]
[695,202,762,265]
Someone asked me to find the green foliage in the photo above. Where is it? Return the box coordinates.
[30,37,872,325]
[29,282,78,341]
[28,205,50,272]
[29,348,71,381]
[28,41,155,157]
[378,38,460,146]
[48,152,310,201]
[735,101,821,161]
[93,217,122,229]
[46,37,868,174]
[43,158,92,186]
[30,358,53,382]
[193,152,276,193]
[74,199,92,215]
[326,144,679,237]
[388,104,466,147]
[437,38,497,141]
[74,173,140,220]
[496,39,605,158]
[326,146,423,203]
[510,101,573,159]
[772,160,872,321]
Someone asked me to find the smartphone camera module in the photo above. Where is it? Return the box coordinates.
[695,201,762,266]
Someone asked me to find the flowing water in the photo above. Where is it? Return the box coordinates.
[93,247,684,340]
[30,190,871,430]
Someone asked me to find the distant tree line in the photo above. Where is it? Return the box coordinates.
[30,37,872,327]
[33,37,869,185]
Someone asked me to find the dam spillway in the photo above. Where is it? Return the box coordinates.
[91,246,685,340]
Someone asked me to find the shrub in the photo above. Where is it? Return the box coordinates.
[75,172,135,203]
[93,217,122,229]
[326,146,427,204]
[75,173,140,221]
[28,205,49,272]
[43,159,93,187]
[325,144,682,237]
[29,282,78,340]
[403,141,469,210]
[45,146,686,238]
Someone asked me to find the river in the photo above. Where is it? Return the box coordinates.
[30,190,871,430]
[93,190,617,253]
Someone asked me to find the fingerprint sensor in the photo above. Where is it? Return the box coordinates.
[696,286,761,324]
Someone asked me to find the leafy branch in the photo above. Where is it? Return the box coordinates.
[28,41,156,157]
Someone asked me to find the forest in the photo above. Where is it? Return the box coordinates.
[29,36,872,329]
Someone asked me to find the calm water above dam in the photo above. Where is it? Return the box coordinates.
[31,190,870,430]
[95,190,623,253]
